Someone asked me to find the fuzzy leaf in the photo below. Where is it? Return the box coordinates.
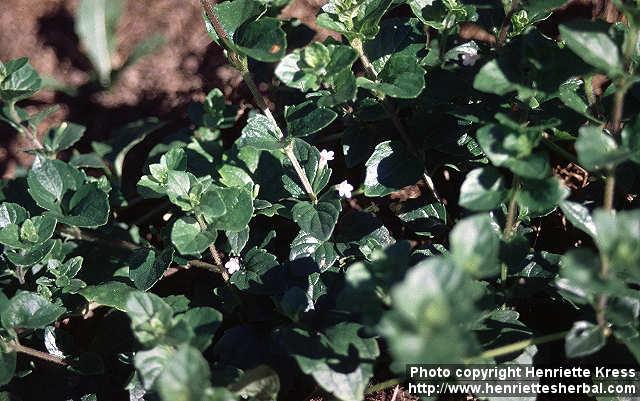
[459,167,508,211]
[1,291,65,329]
[364,141,423,197]
[291,200,341,242]
[559,20,623,77]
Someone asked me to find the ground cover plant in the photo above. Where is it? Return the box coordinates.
[1,0,640,400]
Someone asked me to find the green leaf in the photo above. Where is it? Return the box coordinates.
[57,183,110,228]
[364,18,427,75]
[364,141,423,197]
[593,209,640,281]
[558,249,607,302]
[199,188,226,223]
[559,200,597,238]
[575,126,628,171]
[44,122,86,153]
[476,124,550,179]
[565,321,606,358]
[281,322,379,401]
[450,214,500,278]
[69,152,105,169]
[75,0,123,85]
[396,202,446,237]
[203,0,265,44]
[28,158,81,212]
[459,167,508,211]
[135,345,173,390]
[171,217,217,256]
[516,176,568,213]
[622,114,640,164]
[129,248,174,291]
[0,203,28,228]
[230,248,282,294]
[473,59,534,99]
[0,58,42,102]
[408,0,450,30]
[235,18,287,62]
[292,199,341,241]
[208,187,254,232]
[356,54,425,98]
[27,158,109,228]
[177,307,222,351]
[559,20,623,77]
[126,292,173,347]
[237,114,283,150]
[521,0,566,21]
[228,365,280,401]
[289,232,338,272]
[155,344,211,401]
[318,0,393,40]
[318,68,358,107]
[559,78,592,118]
[6,239,56,266]
[1,291,65,329]
[0,347,16,386]
[380,257,481,367]
[285,101,337,138]
[0,213,56,249]
[282,139,332,198]
[227,227,249,255]
[275,53,319,92]
[79,281,137,312]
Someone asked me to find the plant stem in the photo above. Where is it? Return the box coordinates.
[8,101,43,149]
[501,176,519,288]
[366,331,569,393]
[611,82,628,134]
[603,172,615,212]
[200,0,317,204]
[540,137,579,165]
[366,378,403,394]
[284,143,318,203]
[466,330,568,362]
[503,176,520,240]
[351,37,442,202]
[497,0,520,47]
[9,340,68,366]
[196,215,229,281]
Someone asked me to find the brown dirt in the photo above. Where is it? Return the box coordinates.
[0,0,238,177]
[0,0,336,178]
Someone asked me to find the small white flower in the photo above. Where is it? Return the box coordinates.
[461,48,480,66]
[225,257,241,274]
[336,180,354,199]
[319,149,335,167]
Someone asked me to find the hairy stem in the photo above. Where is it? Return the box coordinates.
[284,143,318,203]
[8,102,43,149]
[611,82,628,134]
[497,0,520,47]
[503,176,520,240]
[364,330,569,393]
[351,37,442,202]
[366,378,403,394]
[9,340,68,366]
[467,330,568,362]
[200,0,317,203]
[603,172,616,212]
[501,176,520,289]
[540,136,579,165]
[196,215,229,281]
